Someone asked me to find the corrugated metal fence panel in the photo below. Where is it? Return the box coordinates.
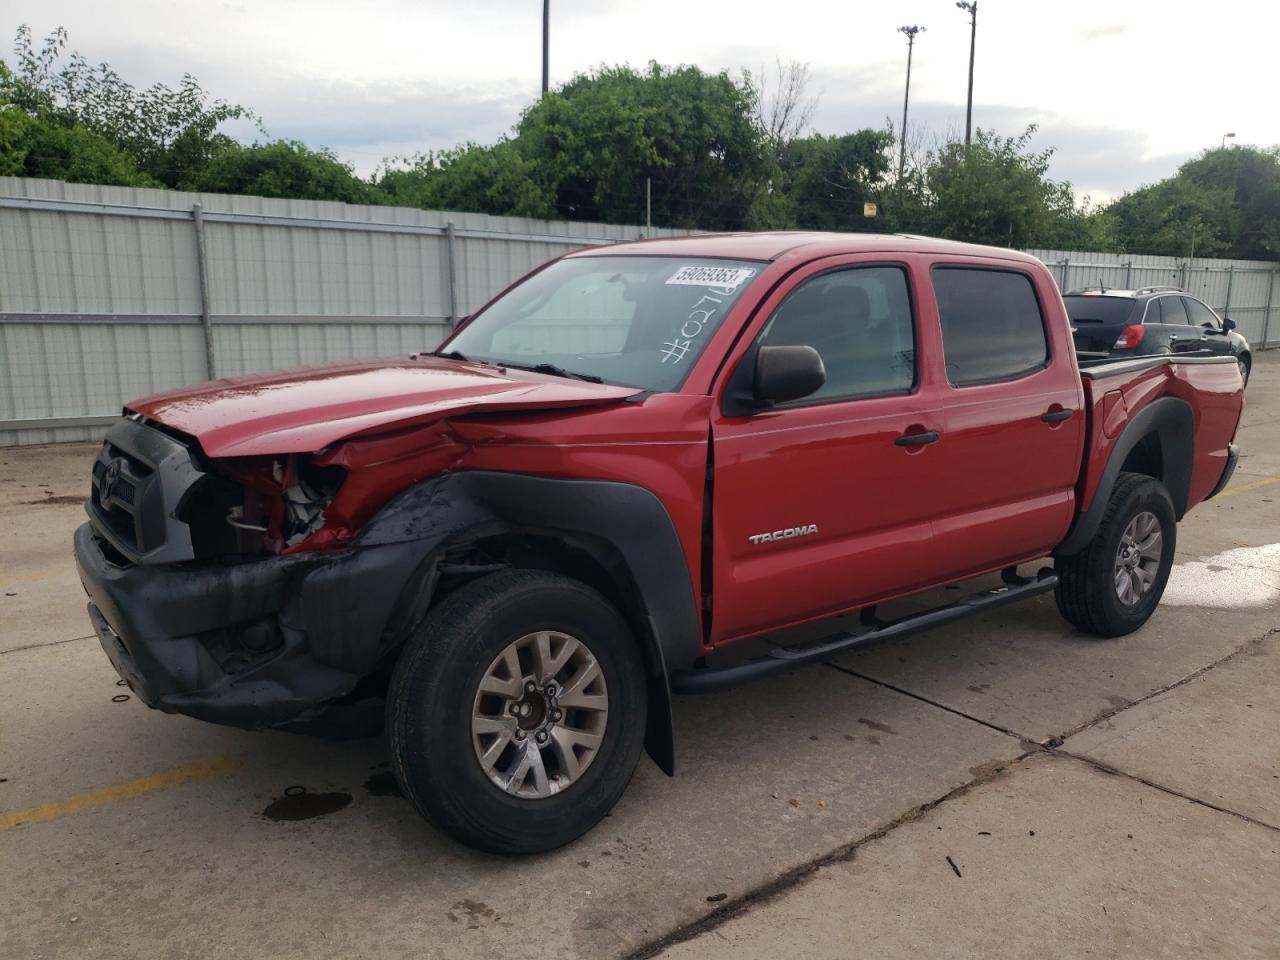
[2,178,1275,446]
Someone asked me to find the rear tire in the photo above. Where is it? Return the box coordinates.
[1054,472,1177,637]
[387,570,647,854]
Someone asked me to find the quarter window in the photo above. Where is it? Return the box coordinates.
[758,265,915,403]
[933,267,1049,386]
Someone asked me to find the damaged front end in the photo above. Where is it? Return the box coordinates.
[74,416,451,738]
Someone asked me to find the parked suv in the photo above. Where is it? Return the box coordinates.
[75,234,1245,854]
[1064,286,1252,384]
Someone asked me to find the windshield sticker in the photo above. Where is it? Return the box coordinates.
[666,265,756,291]
[661,293,723,365]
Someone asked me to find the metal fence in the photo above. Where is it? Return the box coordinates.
[1,177,1276,446]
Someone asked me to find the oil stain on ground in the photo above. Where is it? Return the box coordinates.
[261,786,353,821]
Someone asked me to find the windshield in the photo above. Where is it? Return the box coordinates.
[446,256,763,391]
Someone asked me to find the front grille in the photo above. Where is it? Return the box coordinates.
[86,419,205,565]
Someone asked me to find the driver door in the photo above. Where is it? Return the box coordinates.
[708,258,948,645]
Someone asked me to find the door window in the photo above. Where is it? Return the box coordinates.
[1143,298,1162,323]
[1158,296,1189,325]
[1183,297,1220,328]
[758,265,915,403]
[933,267,1049,386]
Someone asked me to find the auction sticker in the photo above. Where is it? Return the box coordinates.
[666,265,756,290]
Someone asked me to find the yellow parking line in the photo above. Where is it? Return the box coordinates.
[1218,475,1280,499]
[0,754,241,831]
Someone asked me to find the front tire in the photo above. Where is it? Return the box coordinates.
[1054,472,1177,637]
[387,570,647,854]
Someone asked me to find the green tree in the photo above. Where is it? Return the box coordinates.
[513,63,773,229]
[1103,175,1235,259]
[1178,146,1280,260]
[7,114,158,185]
[5,25,254,188]
[375,141,555,218]
[777,130,893,230]
[883,126,1093,249]
[190,140,377,203]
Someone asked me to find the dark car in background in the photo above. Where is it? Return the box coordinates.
[1064,286,1253,385]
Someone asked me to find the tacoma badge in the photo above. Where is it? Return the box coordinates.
[748,524,818,545]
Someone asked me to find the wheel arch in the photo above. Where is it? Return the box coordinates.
[1055,396,1194,556]
[358,470,700,776]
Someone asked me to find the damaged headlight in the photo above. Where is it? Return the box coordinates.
[181,454,345,558]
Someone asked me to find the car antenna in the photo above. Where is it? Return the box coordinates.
[1099,276,1106,294]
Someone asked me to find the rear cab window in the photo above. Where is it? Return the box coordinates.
[932,266,1049,386]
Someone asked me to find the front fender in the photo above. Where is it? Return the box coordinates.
[356,470,701,775]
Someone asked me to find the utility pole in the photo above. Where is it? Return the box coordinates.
[541,0,550,96]
[897,25,925,181]
[956,2,977,146]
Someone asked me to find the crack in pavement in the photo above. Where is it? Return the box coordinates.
[621,751,1036,960]
[627,626,1280,958]
[1048,626,1279,745]
[823,662,1041,749]
[1053,749,1280,835]
[0,634,95,656]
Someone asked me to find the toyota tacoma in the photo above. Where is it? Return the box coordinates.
[74,233,1245,853]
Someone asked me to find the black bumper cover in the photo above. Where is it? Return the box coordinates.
[74,523,430,735]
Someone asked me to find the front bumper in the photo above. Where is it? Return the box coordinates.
[74,523,428,735]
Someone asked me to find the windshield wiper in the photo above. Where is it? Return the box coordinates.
[433,348,470,361]
[501,361,604,384]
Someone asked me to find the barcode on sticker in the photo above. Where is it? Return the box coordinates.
[666,266,756,289]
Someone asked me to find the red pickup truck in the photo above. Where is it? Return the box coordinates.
[74,233,1244,853]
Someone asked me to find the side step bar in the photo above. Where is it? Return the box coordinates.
[670,567,1058,694]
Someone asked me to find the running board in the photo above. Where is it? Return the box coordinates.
[670,567,1058,694]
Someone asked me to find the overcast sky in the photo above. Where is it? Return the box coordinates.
[8,0,1280,202]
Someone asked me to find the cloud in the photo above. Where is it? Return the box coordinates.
[1079,23,1130,40]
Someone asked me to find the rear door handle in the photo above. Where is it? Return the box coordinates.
[895,430,940,446]
[1041,409,1073,423]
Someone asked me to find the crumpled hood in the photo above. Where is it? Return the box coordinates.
[128,356,642,457]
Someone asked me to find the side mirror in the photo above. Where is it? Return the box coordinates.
[755,345,826,406]
[1221,317,1236,332]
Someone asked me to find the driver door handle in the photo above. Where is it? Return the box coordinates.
[895,430,940,446]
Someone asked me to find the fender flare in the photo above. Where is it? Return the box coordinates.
[352,470,701,776]
[1054,396,1194,556]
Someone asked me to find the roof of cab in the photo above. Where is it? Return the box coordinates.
[566,230,1044,265]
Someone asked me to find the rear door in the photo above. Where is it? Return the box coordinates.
[925,263,1085,580]
[1183,296,1233,355]
[708,256,948,644]
[1143,294,1207,354]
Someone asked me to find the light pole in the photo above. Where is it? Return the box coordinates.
[1221,131,1235,148]
[956,2,977,146]
[542,0,550,96]
[897,25,925,181]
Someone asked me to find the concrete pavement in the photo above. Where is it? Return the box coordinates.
[1,352,1277,959]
